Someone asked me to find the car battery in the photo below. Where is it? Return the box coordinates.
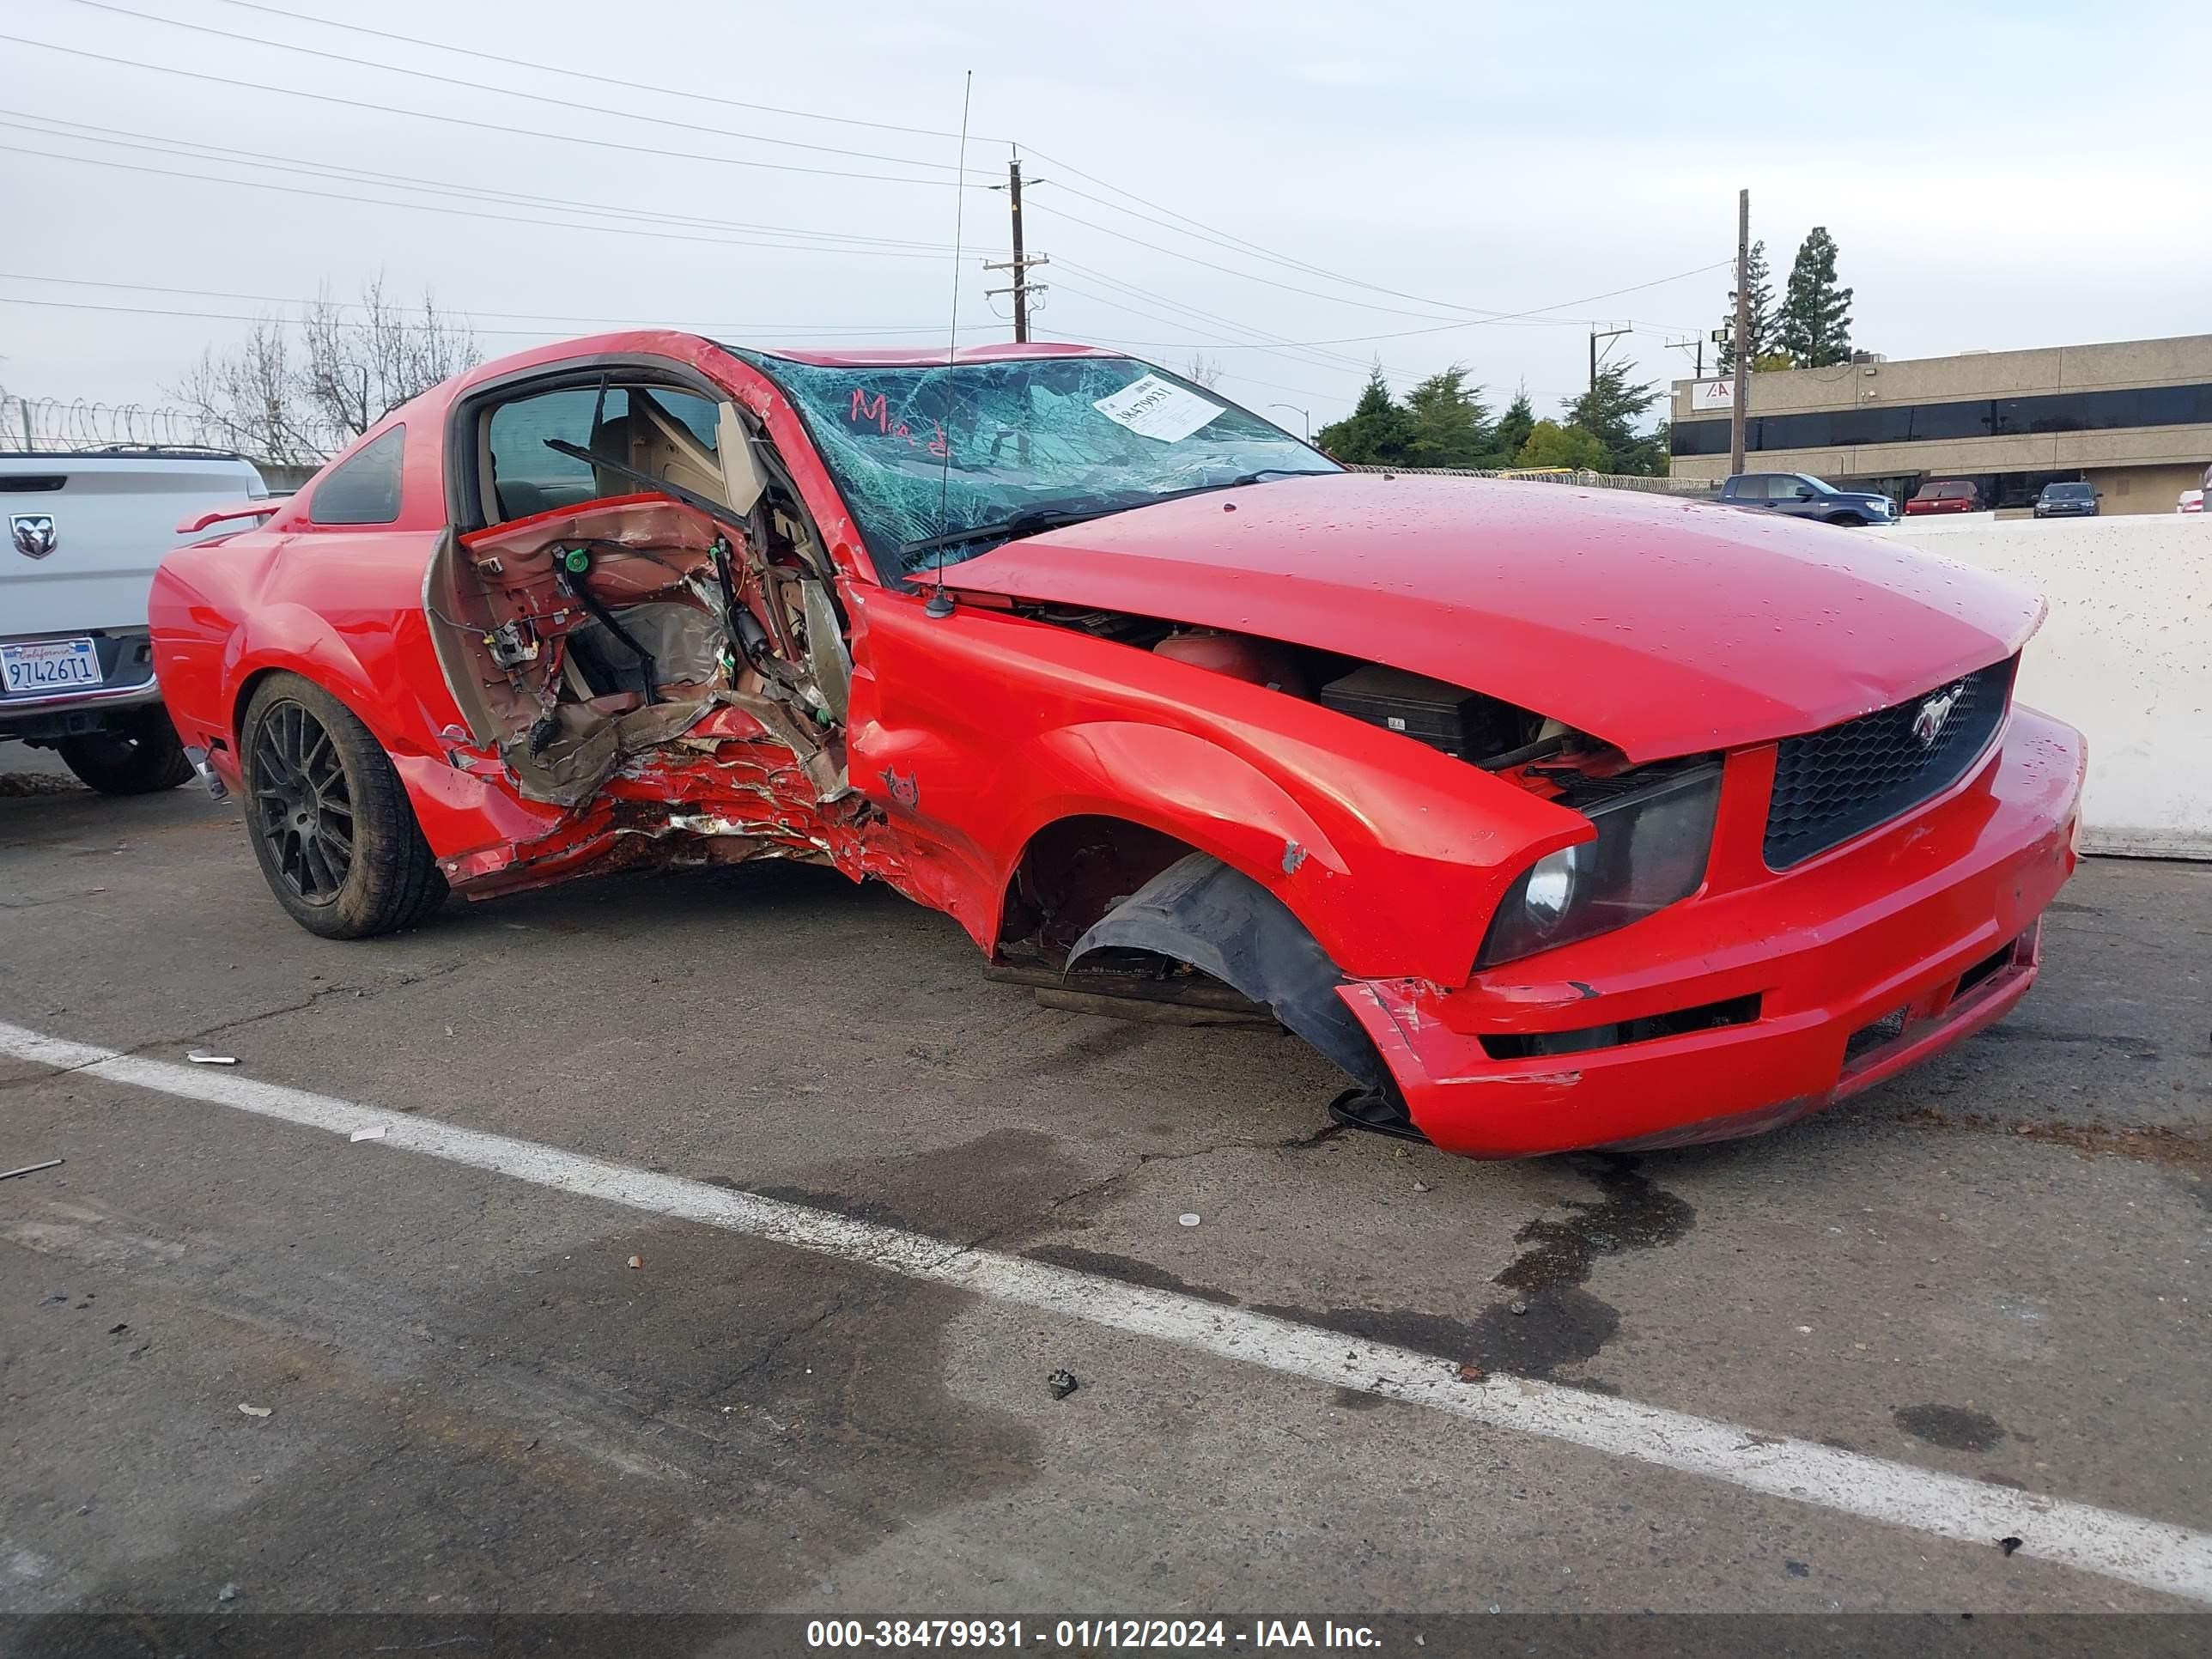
[1318,665,1495,760]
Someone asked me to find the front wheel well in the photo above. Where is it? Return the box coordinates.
[996,813,1204,956]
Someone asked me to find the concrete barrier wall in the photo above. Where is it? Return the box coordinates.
[1875,514,2211,859]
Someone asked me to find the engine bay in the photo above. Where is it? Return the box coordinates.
[1013,603,1643,793]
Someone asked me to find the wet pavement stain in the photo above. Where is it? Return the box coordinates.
[1474,1152,1698,1380]
[29,1219,1043,1619]
[1331,1386,1393,1411]
[1895,1403,2008,1452]
[1033,1020,1160,1075]
[1245,1303,1489,1371]
[1240,1155,1697,1386]
[1024,1244,1242,1305]
[745,1127,1088,1242]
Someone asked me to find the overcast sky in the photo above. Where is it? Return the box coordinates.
[3,0,2206,439]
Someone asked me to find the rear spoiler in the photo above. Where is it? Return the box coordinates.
[177,497,289,535]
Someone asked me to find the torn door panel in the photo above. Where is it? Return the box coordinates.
[419,495,878,894]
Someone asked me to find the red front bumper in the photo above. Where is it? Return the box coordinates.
[1340,707,2085,1158]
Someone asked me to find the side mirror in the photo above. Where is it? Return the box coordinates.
[1793,488,1816,501]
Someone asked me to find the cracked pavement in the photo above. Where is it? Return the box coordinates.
[2,752,2208,1629]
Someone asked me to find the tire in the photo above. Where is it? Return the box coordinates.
[239,673,447,939]
[1824,513,1866,527]
[56,705,195,794]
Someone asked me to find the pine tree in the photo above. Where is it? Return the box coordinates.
[1562,363,1663,475]
[1716,240,1775,373]
[1777,228,1854,368]
[1491,385,1536,466]
[1313,364,1412,465]
[1401,365,1493,469]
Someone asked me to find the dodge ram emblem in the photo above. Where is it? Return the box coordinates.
[1911,684,1964,748]
[9,514,56,560]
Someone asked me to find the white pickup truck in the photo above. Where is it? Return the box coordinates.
[3,448,269,792]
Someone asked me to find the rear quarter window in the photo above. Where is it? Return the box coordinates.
[309,426,406,526]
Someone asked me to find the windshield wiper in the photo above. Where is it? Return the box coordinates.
[898,506,1109,564]
[896,471,1318,568]
[1151,467,1318,505]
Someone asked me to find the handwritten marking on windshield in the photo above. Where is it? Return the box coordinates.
[848,388,948,457]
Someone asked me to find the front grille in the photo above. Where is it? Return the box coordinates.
[1765,655,2017,868]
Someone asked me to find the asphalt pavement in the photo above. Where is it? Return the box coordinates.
[2,748,2207,1651]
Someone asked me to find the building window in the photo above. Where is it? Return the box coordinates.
[1672,380,2212,457]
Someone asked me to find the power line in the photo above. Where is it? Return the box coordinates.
[1027,201,1524,324]
[204,0,1009,144]
[1054,260,1738,351]
[1050,258,1381,358]
[0,293,988,342]
[1024,163,1539,320]
[0,272,947,336]
[0,32,988,190]
[0,141,994,263]
[40,0,1723,375]
[1,113,964,252]
[186,0,1656,348]
[1046,264,1407,380]
[58,1,994,179]
[1071,341,1352,405]
[1044,289,1363,402]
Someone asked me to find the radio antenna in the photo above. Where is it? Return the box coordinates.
[925,69,973,621]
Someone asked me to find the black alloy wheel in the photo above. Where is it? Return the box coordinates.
[238,672,446,938]
[250,697,355,903]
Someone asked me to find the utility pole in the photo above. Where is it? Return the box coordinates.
[1589,324,1630,393]
[983,155,1049,343]
[1730,187,1750,477]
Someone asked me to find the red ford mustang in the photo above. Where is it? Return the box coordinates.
[150,333,2084,1158]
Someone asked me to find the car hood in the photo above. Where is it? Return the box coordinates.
[942,473,2042,762]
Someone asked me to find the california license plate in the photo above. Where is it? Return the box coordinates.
[1,636,103,696]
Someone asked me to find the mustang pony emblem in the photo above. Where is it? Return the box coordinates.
[1911,684,1966,748]
[9,514,56,560]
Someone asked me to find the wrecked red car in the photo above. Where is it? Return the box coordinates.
[149,333,2084,1157]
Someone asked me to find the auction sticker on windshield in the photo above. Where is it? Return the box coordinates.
[2,636,102,697]
[1091,374,1224,443]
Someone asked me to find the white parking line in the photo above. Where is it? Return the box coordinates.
[5,1017,2208,1605]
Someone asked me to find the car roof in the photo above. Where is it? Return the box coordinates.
[745,342,1127,368]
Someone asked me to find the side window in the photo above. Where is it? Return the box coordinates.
[481,382,724,524]
[1744,475,1776,501]
[309,425,405,526]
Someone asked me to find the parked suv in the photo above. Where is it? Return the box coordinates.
[1718,471,1895,526]
[2033,482,2100,520]
[3,448,269,792]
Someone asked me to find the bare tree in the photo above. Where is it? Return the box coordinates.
[170,278,479,464]
[1185,352,1224,389]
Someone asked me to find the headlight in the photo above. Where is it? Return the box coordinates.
[1476,761,1723,968]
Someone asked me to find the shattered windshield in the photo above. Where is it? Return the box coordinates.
[734,351,1338,579]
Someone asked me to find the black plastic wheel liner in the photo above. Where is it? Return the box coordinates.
[1066,853,1389,1089]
